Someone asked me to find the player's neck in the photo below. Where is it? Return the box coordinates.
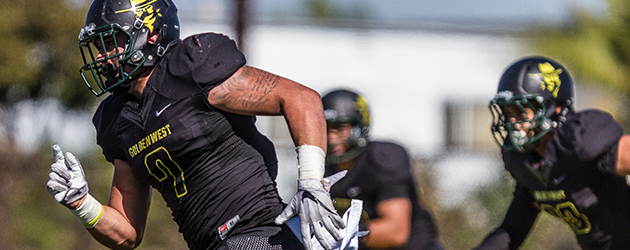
[534,133,552,157]
[128,67,154,100]
[335,160,355,172]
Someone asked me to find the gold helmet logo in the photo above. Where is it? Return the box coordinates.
[353,95,370,126]
[530,62,563,98]
[116,0,162,32]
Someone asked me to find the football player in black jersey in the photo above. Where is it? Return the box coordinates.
[45,1,347,250]
[321,89,443,250]
[475,56,630,250]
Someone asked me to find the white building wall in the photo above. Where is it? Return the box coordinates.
[246,25,524,154]
[181,23,527,202]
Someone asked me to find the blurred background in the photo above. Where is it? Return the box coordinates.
[0,0,627,249]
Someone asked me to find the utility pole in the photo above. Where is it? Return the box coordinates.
[233,0,250,55]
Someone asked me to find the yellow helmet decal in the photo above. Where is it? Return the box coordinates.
[116,0,162,33]
[353,95,370,126]
[532,62,563,98]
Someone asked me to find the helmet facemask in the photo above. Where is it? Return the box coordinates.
[490,94,553,152]
[79,23,146,96]
[325,121,369,164]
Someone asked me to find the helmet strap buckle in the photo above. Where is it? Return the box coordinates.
[157,45,166,57]
[133,19,144,30]
[131,51,144,63]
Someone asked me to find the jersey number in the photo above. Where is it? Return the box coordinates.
[540,201,591,234]
[144,147,188,198]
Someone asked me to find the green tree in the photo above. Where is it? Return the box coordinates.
[0,0,95,150]
[0,0,92,107]
[527,0,630,127]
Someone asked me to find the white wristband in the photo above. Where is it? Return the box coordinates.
[296,144,325,180]
[70,193,103,228]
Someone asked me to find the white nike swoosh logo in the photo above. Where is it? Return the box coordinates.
[156,103,172,117]
[552,175,566,185]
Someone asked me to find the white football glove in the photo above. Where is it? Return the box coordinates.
[275,170,348,250]
[47,145,89,204]
[286,199,365,250]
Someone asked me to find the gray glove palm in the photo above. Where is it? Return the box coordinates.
[46,145,88,204]
[275,170,348,250]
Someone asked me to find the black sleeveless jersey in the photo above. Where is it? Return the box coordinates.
[325,141,440,250]
[500,110,630,249]
[92,33,284,250]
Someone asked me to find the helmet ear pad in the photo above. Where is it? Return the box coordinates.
[147,31,160,44]
[350,126,368,148]
[124,30,160,66]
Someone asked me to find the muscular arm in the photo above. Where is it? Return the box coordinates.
[69,159,152,249]
[208,66,326,149]
[362,198,412,248]
[616,135,630,176]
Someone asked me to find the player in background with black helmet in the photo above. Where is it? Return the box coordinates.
[322,89,443,250]
[46,0,348,249]
[475,56,630,249]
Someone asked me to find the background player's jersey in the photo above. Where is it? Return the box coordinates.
[496,110,630,249]
[93,33,284,250]
[325,141,440,250]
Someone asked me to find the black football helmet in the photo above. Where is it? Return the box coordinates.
[322,89,371,164]
[490,56,575,152]
[78,0,180,96]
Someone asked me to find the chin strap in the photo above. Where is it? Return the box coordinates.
[106,66,153,96]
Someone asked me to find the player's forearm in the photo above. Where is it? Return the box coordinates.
[285,86,327,182]
[65,194,143,249]
[362,218,410,248]
[86,205,144,250]
[615,135,630,176]
[283,85,327,150]
[361,198,413,248]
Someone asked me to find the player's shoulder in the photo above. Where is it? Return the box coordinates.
[92,95,127,162]
[153,32,246,98]
[355,141,413,184]
[166,32,245,77]
[558,109,622,137]
[366,141,408,154]
[92,94,125,131]
[552,109,623,161]
[363,141,410,168]
[565,109,617,124]
[182,32,235,46]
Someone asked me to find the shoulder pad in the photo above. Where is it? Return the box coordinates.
[151,32,246,99]
[366,141,411,175]
[551,109,623,161]
[92,95,125,163]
